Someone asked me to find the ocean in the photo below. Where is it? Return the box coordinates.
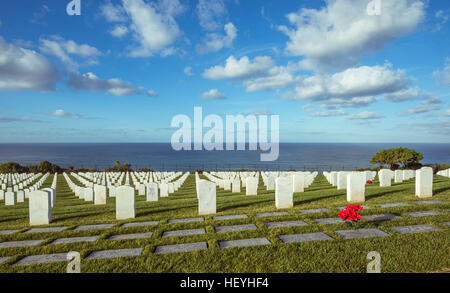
[0,143,448,172]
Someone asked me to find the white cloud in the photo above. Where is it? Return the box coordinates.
[203,55,275,80]
[301,104,315,112]
[100,1,127,22]
[242,65,297,92]
[184,66,193,76]
[0,36,59,91]
[435,10,449,31]
[436,109,450,117]
[346,111,384,120]
[147,89,159,96]
[51,109,82,119]
[110,25,129,38]
[122,0,183,57]
[197,0,227,31]
[278,0,425,70]
[433,58,450,86]
[201,89,226,99]
[311,109,346,117]
[283,63,411,107]
[67,72,140,96]
[39,36,102,69]
[197,22,237,54]
[403,96,443,115]
[384,87,424,102]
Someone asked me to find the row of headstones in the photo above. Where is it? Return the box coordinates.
[436,168,450,178]
[325,167,434,203]
[195,171,318,215]
[0,173,49,206]
[201,171,259,195]
[0,173,43,192]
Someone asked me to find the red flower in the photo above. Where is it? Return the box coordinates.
[340,205,363,222]
[366,180,372,184]
[339,209,349,220]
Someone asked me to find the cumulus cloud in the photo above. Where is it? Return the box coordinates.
[197,0,227,31]
[346,111,384,120]
[278,0,425,70]
[201,89,226,99]
[67,72,140,96]
[433,58,450,86]
[122,0,184,57]
[110,25,129,38]
[196,22,237,54]
[100,1,127,22]
[403,96,443,115]
[147,89,159,97]
[51,109,82,119]
[184,66,193,76]
[39,36,102,69]
[311,109,346,117]
[283,63,411,107]
[384,87,425,102]
[0,36,59,91]
[435,10,449,31]
[203,55,275,80]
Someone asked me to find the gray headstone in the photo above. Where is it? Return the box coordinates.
[215,224,258,233]
[14,253,68,266]
[109,232,153,240]
[255,212,289,217]
[412,200,445,205]
[361,214,400,222]
[213,214,248,221]
[74,224,114,231]
[0,230,20,235]
[377,203,408,208]
[390,225,442,234]
[298,208,330,214]
[313,218,342,224]
[122,221,159,228]
[0,257,10,265]
[219,237,271,249]
[335,228,388,239]
[51,236,99,245]
[404,211,442,217]
[162,228,205,237]
[24,227,67,234]
[265,220,308,228]
[279,232,333,243]
[0,239,43,249]
[86,248,144,259]
[167,217,204,224]
[154,242,208,254]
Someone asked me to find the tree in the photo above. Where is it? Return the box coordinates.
[370,147,423,169]
[0,162,26,173]
[37,161,61,173]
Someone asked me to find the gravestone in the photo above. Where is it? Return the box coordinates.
[116,185,136,220]
[232,179,241,193]
[394,170,403,183]
[275,176,293,209]
[16,190,25,203]
[29,190,51,225]
[138,184,146,196]
[146,182,158,202]
[378,169,392,187]
[266,176,275,191]
[84,187,94,201]
[197,180,216,215]
[41,188,56,208]
[94,185,107,205]
[337,172,348,190]
[415,167,433,198]
[347,172,365,202]
[0,190,4,201]
[293,172,305,192]
[5,190,15,206]
[245,177,258,196]
[160,183,168,197]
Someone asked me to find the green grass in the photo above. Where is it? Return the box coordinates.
[0,173,449,273]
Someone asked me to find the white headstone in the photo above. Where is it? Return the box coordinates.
[275,176,293,209]
[5,191,16,205]
[293,173,305,192]
[29,190,51,225]
[84,187,94,202]
[16,190,25,203]
[337,172,348,190]
[415,167,433,198]
[160,182,168,197]
[197,180,216,215]
[266,176,275,191]
[394,170,403,183]
[116,185,136,220]
[378,169,392,187]
[94,185,107,205]
[347,172,365,202]
[232,179,241,193]
[146,182,158,202]
[138,184,146,196]
[246,177,258,196]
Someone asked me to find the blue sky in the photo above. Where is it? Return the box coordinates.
[0,0,449,143]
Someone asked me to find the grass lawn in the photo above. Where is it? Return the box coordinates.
[0,172,449,273]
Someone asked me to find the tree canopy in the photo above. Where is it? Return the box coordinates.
[370,147,424,169]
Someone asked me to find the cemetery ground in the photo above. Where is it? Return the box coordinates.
[0,173,448,273]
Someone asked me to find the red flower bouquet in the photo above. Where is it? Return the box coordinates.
[366,180,373,184]
[339,204,363,226]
